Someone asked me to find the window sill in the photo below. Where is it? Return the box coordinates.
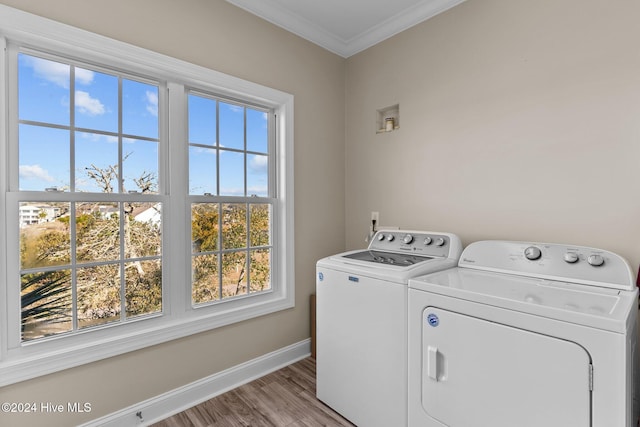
[0,292,294,387]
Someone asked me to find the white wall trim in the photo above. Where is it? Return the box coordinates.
[80,339,311,427]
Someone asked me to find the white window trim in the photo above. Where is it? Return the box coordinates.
[0,4,294,387]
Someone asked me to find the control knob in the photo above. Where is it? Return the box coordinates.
[423,237,432,245]
[435,237,446,247]
[564,252,579,264]
[524,246,542,261]
[386,234,395,242]
[587,254,605,267]
[377,233,385,241]
[403,234,414,244]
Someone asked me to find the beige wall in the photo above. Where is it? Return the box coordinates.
[346,0,640,270]
[0,1,345,426]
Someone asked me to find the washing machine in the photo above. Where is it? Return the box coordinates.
[408,240,639,427]
[316,229,462,427]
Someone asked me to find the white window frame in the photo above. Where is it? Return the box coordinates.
[0,4,294,387]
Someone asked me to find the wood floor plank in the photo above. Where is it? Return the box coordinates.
[151,358,354,427]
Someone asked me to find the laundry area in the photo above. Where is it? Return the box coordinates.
[315,0,640,424]
[317,236,639,426]
[1,0,640,426]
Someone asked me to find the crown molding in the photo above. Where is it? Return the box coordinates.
[226,0,466,57]
[346,0,467,56]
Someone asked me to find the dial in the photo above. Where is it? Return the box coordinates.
[564,252,579,264]
[587,254,605,267]
[524,246,542,261]
[423,237,432,245]
[403,234,414,244]
[377,233,385,241]
[435,237,446,247]
[386,234,395,242]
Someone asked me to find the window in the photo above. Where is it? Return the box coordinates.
[188,94,273,305]
[17,53,163,341]
[0,5,294,386]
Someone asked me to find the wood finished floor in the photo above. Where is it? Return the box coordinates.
[151,357,355,427]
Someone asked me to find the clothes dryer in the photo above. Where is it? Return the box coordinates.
[408,240,639,427]
[316,229,462,427]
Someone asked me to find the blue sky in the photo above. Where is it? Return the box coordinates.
[18,53,269,196]
[188,94,269,197]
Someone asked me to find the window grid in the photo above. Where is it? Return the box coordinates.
[15,50,163,342]
[188,91,273,307]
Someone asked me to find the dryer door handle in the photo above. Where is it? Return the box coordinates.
[427,346,440,381]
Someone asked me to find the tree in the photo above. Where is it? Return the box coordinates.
[20,158,162,340]
[21,270,71,337]
[191,203,271,303]
[191,203,220,303]
[20,158,270,339]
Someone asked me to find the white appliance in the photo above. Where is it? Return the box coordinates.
[316,229,463,427]
[408,240,639,427]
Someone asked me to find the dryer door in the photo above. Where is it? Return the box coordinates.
[421,307,591,427]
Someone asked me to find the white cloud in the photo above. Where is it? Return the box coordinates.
[146,90,158,117]
[75,68,95,86]
[220,187,245,196]
[19,165,55,182]
[79,132,118,143]
[25,56,94,89]
[249,155,268,174]
[219,186,268,197]
[190,146,216,154]
[75,91,105,116]
[247,186,268,196]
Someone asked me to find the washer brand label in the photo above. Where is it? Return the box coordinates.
[348,276,359,283]
[318,272,324,281]
[427,313,439,327]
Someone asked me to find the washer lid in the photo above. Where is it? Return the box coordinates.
[343,250,433,266]
[320,249,458,284]
[316,229,463,283]
[409,267,637,333]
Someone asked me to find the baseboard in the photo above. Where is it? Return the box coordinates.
[80,339,311,427]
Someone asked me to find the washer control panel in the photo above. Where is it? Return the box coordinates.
[370,230,460,258]
[459,240,635,290]
[522,245,607,267]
